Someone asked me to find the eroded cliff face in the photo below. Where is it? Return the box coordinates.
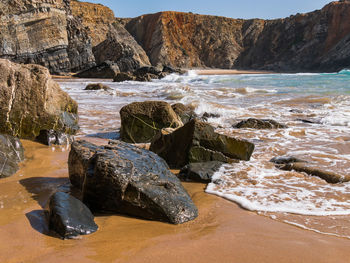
[125,1,350,72]
[71,0,115,47]
[0,0,95,74]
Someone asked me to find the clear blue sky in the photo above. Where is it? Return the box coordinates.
[86,0,333,19]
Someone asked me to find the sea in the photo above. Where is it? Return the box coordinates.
[59,69,350,239]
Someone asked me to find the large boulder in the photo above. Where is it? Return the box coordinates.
[120,101,183,143]
[68,140,198,224]
[49,192,98,239]
[0,134,24,178]
[150,119,255,169]
[0,59,78,139]
[234,118,287,129]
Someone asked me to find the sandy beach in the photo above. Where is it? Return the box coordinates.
[0,139,349,263]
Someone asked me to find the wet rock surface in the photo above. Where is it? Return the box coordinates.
[48,192,98,239]
[0,134,24,178]
[84,83,111,91]
[36,130,73,146]
[0,59,78,139]
[75,61,120,79]
[68,140,198,224]
[179,161,224,183]
[120,101,183,143]
[270,156,306,165]
[150,119,254,169]
[234,118,287,129]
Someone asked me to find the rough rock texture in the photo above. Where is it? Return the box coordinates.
[150,119,255,169]
[71,0,116,47]
[93,24,151,72]
[125,2,350,72]
[171,103,197,124]
[49,192,98,239]
[68,140,198,224]
[179,161,224,183]
[234,118,287,129]
[120,101,183,143]
[0,59,78,139]
[0,134,24,178]
[0,0,95,74]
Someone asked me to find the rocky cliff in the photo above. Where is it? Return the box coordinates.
[125,1,350,72]
[0,0,95,74]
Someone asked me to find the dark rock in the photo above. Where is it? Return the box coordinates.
[48,192,98,239]
[120,101,183,143]
[278,163,350,184]
[68,140,198,224]
[234,118,287,129]
[179,161,224,183]
[201,112,221,121]
[74,61,120,79]
[162,66,186,75]
[0,59,79,139]
[297,118,322,124]
[93,24,151,72]
[113,72,136,82]
[270,156,306,164]
[36,130,73,146]
[171,103,197,124]
[0,134,24,178]
[150,119,254,169]
[84,83,111,91]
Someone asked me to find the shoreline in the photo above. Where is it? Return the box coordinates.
[0,139,350,262]
[195,69,275,75]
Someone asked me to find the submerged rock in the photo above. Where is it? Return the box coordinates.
[278,163,350,184]
[234,118,287,129]
[270,156,306,164]
[201,112,221,121]
[179,161,224,183]
[113,72,136,82]
[68,140,198,224]
[150,119,254,169]
[0,134,24,178]
[120,101,183,143]
[49,192,98,239]
[84,83,111,91]
[36,130,73,146]
[0,59,78,139]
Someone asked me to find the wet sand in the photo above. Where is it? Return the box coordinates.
[1,140,350,263]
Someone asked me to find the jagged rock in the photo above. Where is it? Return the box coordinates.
[150,119,254,169]
[179,161,224,183]
[93,24,151,72]
[171,103,197,124]
[270,156,306,164]
[0,59,79,139]
[84,83,111,91]
[0,134,24,178]
[36,130,73,146]
[0,0,95,74]
[68,140,198,224]
[120,101,183,143]
[125,2,350,72]
[74,61,120,78]
[49,192,98,239]
[278,163,350,184]
[113,72,136,82]
[234,118,287,129]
